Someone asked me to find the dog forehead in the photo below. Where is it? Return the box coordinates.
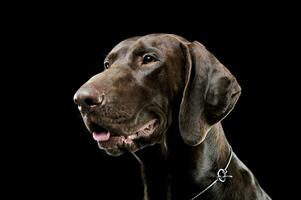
[108,34,184,57]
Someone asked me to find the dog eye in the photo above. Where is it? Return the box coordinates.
[104,61,110,69]
[142,55,157,64]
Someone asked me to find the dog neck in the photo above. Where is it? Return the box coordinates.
[133,122,232,200]
[167,122,231,199]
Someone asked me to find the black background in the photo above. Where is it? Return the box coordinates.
[5,2,298,199]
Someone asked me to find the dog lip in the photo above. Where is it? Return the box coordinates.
[127,119,158,140]
[136,119,158,132]
[97,118,158,141]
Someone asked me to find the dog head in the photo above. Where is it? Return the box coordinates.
[74,34,241,156]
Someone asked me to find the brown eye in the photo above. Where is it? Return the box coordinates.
[104,61,110,69]
[142,55,157,64]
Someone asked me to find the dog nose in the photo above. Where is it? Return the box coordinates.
[73,85,104,109]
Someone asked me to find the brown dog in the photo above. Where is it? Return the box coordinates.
[74,34,271,200]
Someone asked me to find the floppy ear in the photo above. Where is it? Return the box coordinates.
[179,41,241,146]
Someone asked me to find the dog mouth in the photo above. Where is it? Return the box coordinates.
[87,119,159,155]
[90,119,158,141]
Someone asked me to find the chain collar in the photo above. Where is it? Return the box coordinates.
[190,147,233,200]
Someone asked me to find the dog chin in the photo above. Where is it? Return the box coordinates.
[95,134,138,155]
[99,145,125,156]
[97,134,159,156]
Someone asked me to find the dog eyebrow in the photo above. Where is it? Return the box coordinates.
[106,52,118,61]
[132,47,160,56]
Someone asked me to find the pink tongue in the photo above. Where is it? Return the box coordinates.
[92,132,111,142]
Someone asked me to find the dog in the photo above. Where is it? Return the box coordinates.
[74,34,271,199]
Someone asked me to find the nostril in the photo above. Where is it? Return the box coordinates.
[84,97,98,107]
[73,93,80,105]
